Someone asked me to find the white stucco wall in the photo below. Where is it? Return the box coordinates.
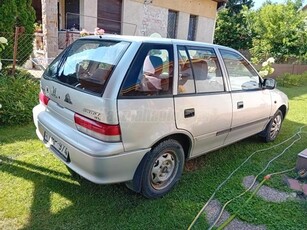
[80,0,98,32]
[122,0,167,37]
[176,12,189,40]
[122,1,216,43]
[195,16,216,43]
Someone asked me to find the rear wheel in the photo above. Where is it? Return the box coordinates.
[261,110,283,142]
[140,139,185,198]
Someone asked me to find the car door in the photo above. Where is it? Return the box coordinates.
[118,43,177,151]
[174,45,232,157]
[218,49,272,145]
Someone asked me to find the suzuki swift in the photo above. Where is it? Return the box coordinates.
[33,35,288,198]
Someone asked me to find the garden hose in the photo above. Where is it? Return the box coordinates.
[217,176,268,230]
[187,125,306,230]
[208,132,302,230]
[216,167,295,230]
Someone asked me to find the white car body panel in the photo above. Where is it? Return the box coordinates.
[32,35,289,186]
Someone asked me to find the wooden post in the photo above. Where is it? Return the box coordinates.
[12,27,20,75]
[12,26,25,75]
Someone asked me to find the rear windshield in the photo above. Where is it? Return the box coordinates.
[44,39,130,94]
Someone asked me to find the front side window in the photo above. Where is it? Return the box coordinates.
[120,44,174,97]
[44,39,130,94]
[178,46,224,94]
[220,49,261,91]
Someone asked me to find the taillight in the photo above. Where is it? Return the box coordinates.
[39,91,50,106]
[74,113,121,142]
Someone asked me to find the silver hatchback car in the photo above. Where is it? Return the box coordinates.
[33,35,288,198]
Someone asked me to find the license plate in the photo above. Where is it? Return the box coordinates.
[44,132,69,160]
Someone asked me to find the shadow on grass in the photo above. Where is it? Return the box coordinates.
[0,155,149,229]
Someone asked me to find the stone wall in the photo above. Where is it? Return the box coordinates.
[42,0,58,59]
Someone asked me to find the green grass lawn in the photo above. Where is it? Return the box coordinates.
[0,86,306,230]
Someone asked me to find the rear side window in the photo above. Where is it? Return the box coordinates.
[44,39,130,94]
[120,44,174,97]
[178,46,224,94]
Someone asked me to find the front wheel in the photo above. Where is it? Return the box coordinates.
[140,139,185,198]
[261,110,283,142]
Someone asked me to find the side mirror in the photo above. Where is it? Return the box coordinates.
[263,78,276,89]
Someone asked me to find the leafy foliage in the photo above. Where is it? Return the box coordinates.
[0,0,18,33]
[0,36,8,71]
[0,70,39,126]
[214,0,254,50]
[0,0,36,67]
[277,71,307,87]
[214,0,307,64]
[258,57,275,77]
[249,1,307,63]
[225,0,254,14]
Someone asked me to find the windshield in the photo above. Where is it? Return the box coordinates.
[44,39,130,94]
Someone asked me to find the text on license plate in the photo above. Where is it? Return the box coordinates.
[44,132,69,160]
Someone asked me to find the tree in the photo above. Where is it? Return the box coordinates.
[250,1,307,63]
[226,0,254,14]
[214,0,254,50]
[0,0,35,68]
[0,1,18,33]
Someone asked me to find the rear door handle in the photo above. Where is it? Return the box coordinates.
[184,108,195,118]
[237,101,244,109]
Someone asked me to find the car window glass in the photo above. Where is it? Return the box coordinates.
[44,39,130,94]
[220,49,261,91]
[187,47,224,93]
[178,47,195,94]
[120,45,174,97]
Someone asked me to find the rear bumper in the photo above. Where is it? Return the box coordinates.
[33,104,149,184]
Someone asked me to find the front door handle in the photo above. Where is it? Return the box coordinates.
[237,101,244,109]
[184,108,195,118]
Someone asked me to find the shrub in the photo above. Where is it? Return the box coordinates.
[0,36,8,71]
[277,71,307,87]
[0,70,39,126]
[0,0,36,68]
[258,57,275,77]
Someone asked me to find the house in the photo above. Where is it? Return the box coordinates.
[32,0,226,59]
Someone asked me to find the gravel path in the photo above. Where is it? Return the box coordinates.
[243,175,296,202]
[204,199,266,230]
[202,175,298,229]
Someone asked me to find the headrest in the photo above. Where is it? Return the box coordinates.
[143,55,163,75]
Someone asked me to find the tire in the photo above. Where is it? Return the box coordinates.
[262,110,283,142]
[140,139,185,198]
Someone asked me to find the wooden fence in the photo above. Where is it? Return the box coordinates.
[253,64,307,77]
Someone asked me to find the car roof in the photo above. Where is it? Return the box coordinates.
[78,34,235,52]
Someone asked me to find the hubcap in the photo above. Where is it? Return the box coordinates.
[270,114,282,139]
[151,151,177,190]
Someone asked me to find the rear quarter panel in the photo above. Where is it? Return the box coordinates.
[118,98,180,152]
